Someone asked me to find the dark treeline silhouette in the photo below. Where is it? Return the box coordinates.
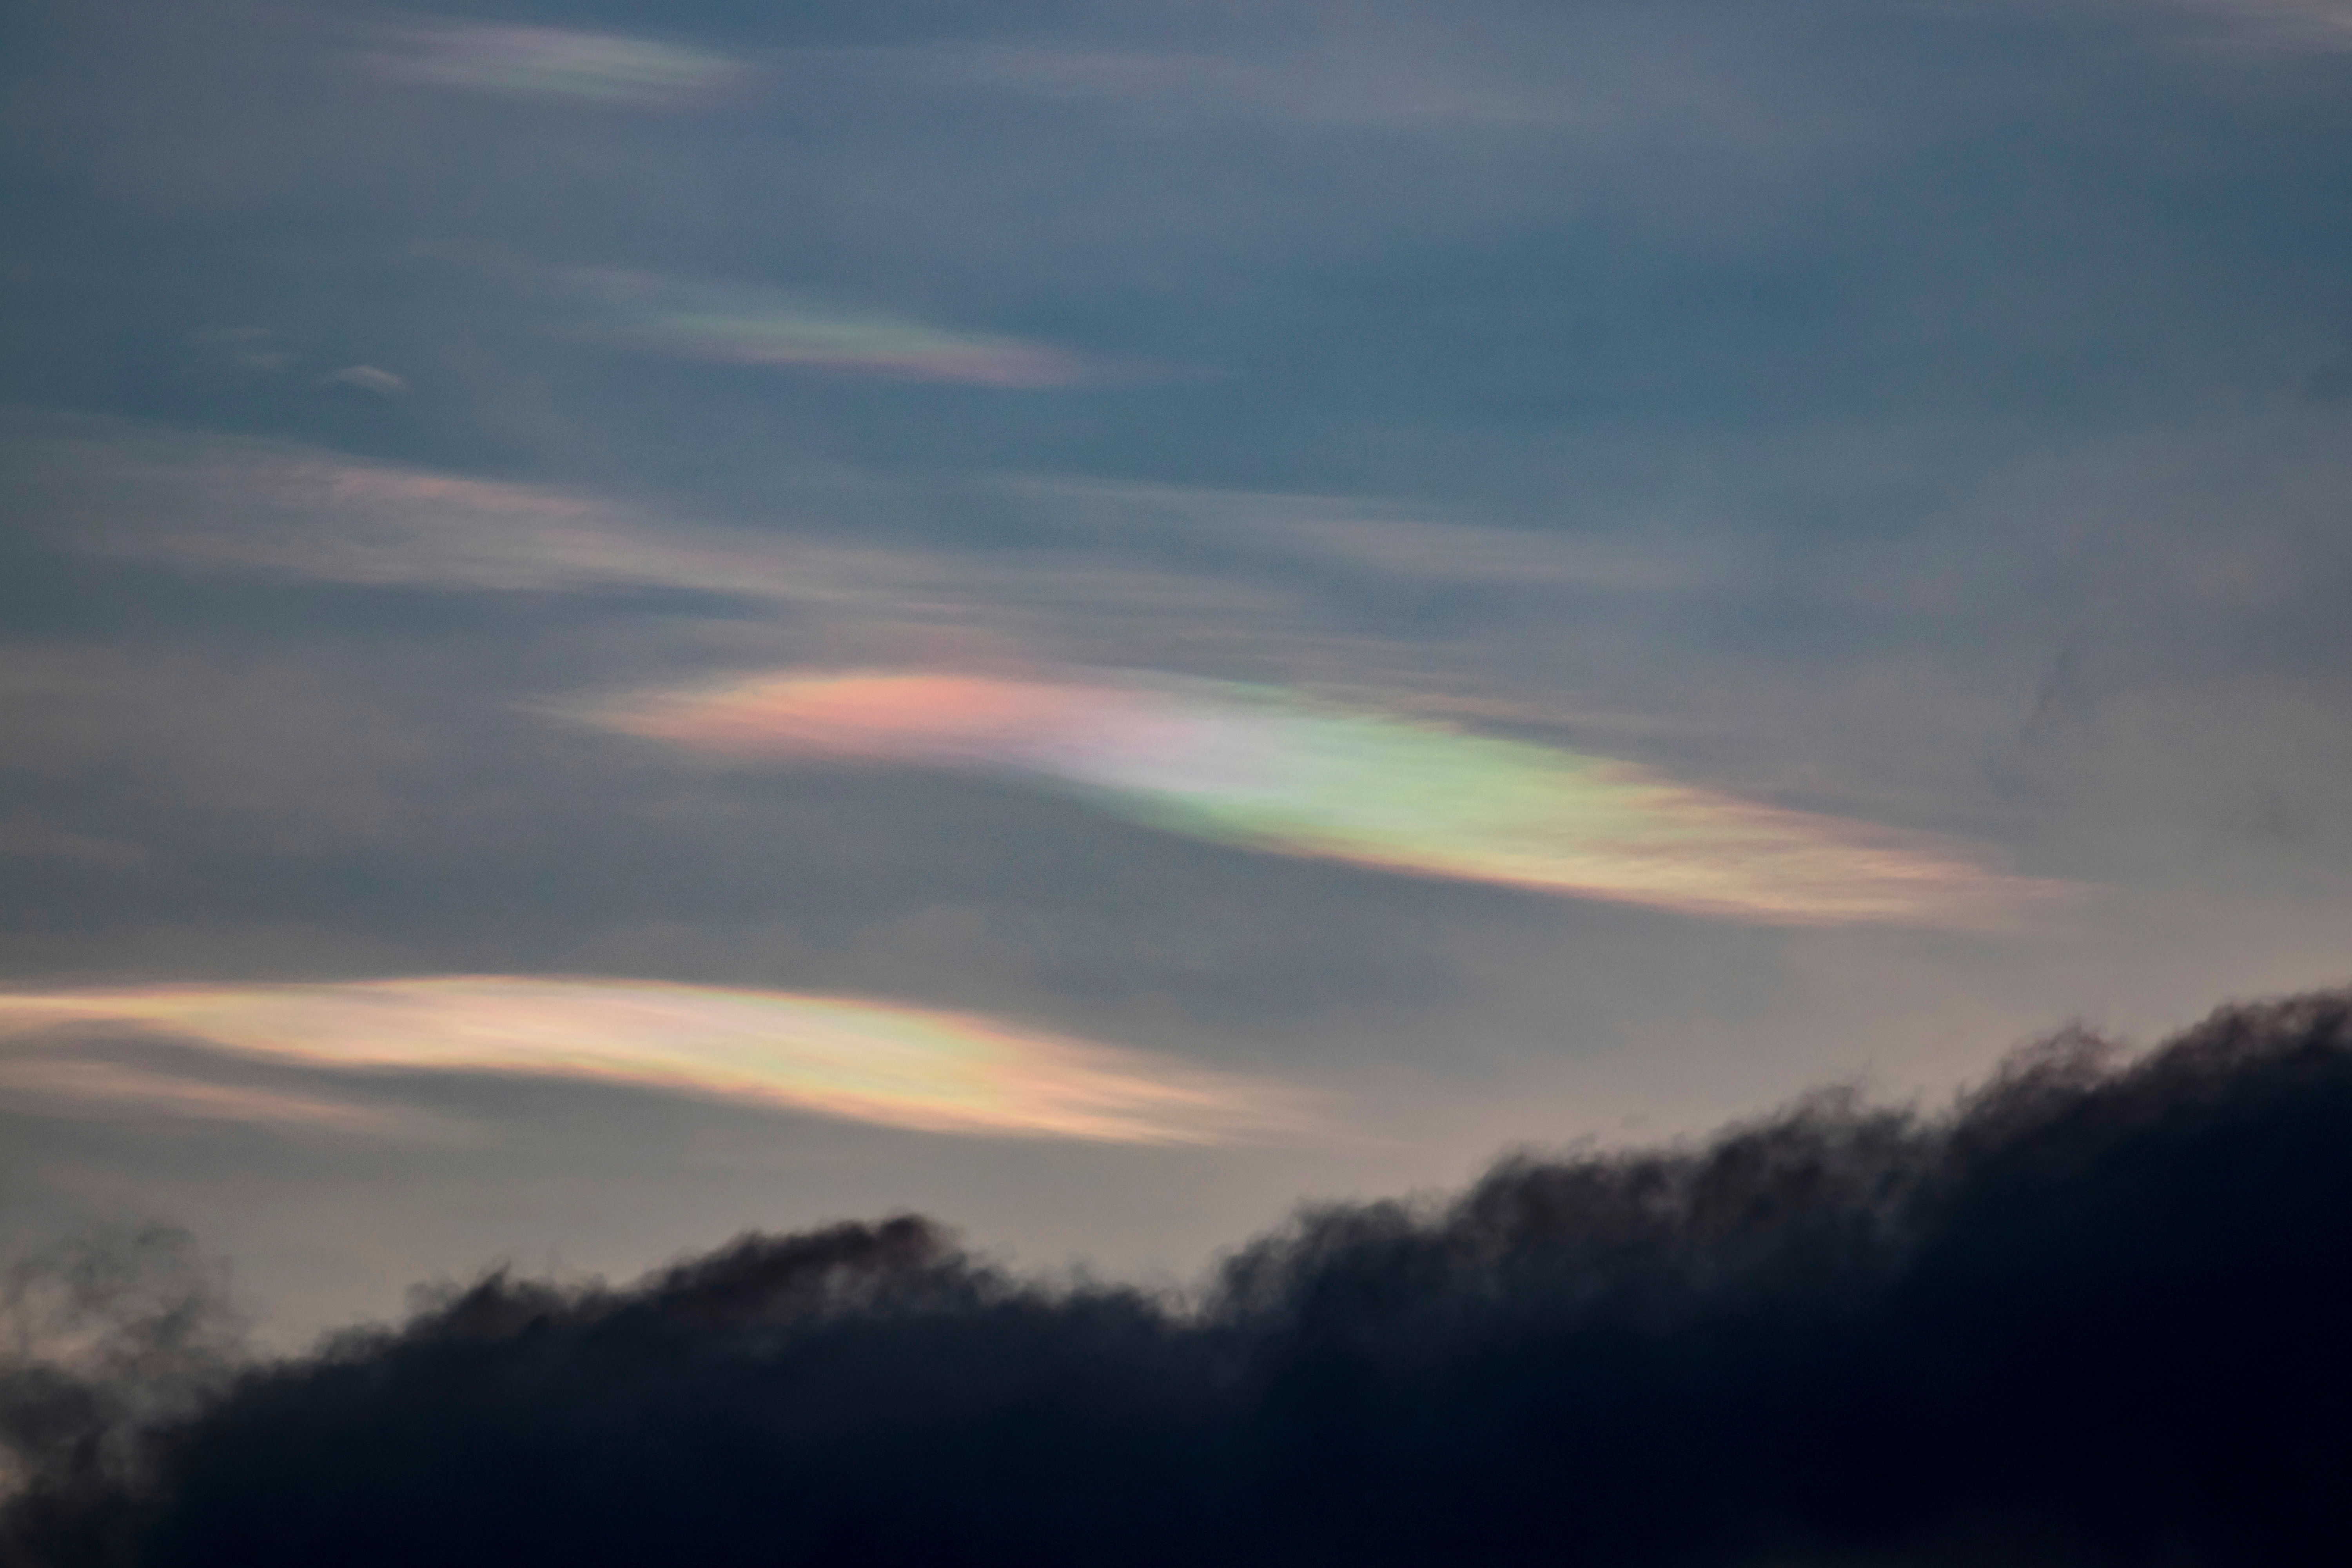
[6,989,2352,1566]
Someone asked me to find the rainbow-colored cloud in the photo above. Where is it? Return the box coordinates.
[577,272,1106,387]
[585,670,2062,925]
[648,299,1093,386]
[0,978,1288,1144]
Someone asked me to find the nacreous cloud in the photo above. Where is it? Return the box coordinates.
[572,270,1125,387]
[0,979,1292,1144]
[367,22,752,108]
[582,671,2066,926]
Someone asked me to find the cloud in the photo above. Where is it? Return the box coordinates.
[15,420,1685,676]
[580,668,2063,926]
[570,270,1135,387]
[318,365,404,396]
[13,420,884,601]
[2178,0,2352,52]
[363,21,753,109]
[0,1048,439,1140]
[0,978,1298,1145]
[9,420,1198,612]
[789,40,1584,129]
[6,987,2349,1564]
[0,1226,242,1511]
[1001,476,1710,592]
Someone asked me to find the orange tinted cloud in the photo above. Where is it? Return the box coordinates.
[0,978,1296,1144]
[589,669,2068,926]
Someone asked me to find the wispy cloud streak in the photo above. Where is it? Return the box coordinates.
[366,23,753,108]
[11,423,1328,646]
[20,423,895,601]
[574,272,1119,387]
[781,41,1583,127]
[2178,0,2352,52]
[584,670,2062,925]
[0,980,1292,1144]
[0,1051,437,1138]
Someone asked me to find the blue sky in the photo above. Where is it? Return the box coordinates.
[4,0,2350,1342]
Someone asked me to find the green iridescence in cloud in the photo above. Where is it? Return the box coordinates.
[592,670,2059,924]
[0,978,1289,1143]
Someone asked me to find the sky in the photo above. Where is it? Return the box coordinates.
[2,0,2350,1348]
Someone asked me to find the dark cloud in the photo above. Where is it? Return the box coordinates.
[0,1227,241,1556]
[6,987,2349,1566]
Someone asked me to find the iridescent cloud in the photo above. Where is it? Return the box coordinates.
[0,978,1290,1144]
[15,421,1298,655]
[586,670,2065,925]
[370,24,752,108]
[577,272,1110,387]
[0,1051,440,1138]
